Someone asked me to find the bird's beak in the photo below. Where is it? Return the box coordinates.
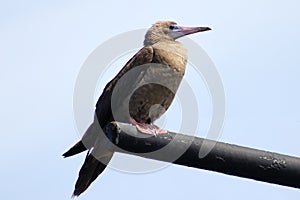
[170,26,211,39]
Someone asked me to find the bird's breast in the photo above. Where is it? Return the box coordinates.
[129,58,185,123]
[152,42,188,75]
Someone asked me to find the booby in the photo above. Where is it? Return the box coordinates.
[63,21,211,196]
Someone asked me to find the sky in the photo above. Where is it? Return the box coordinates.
[1,0,300,199]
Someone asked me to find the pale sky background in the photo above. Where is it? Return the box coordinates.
[1,0,300,199]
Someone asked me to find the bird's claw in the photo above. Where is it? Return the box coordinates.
[130,117,168,135]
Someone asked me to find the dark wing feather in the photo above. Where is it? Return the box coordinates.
[95,46,154,126]
[64,46,155,197]
[63,46,154,158]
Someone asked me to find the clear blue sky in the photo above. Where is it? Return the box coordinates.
[1,0,300,199]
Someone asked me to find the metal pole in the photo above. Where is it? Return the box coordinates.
[105,122,300,189]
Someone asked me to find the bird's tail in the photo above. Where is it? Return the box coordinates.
[63,141,87,158]
[72,151,113,196]
[63,116,100,157]
[63,114,115,196]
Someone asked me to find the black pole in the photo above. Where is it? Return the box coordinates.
[105,122,300,189]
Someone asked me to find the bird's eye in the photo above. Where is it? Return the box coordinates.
[169,25,179,30]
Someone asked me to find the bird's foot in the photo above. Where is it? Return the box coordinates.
[130,117,168,135]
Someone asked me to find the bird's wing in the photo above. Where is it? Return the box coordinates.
[63,46,154,158]
[71,46,155,196]
[72,151,112,196]
[95,46,154,125]
[72,130,114,196]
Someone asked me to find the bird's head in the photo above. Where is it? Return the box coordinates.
[144,21,211,46]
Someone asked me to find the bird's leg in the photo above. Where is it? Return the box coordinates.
[130,117,168,135]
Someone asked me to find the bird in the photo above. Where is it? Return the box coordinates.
[63,20,211,196]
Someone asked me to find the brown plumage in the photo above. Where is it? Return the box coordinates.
[63,20,211,196]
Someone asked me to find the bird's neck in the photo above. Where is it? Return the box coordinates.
[152,40,187,58]
[151,41,188,75]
